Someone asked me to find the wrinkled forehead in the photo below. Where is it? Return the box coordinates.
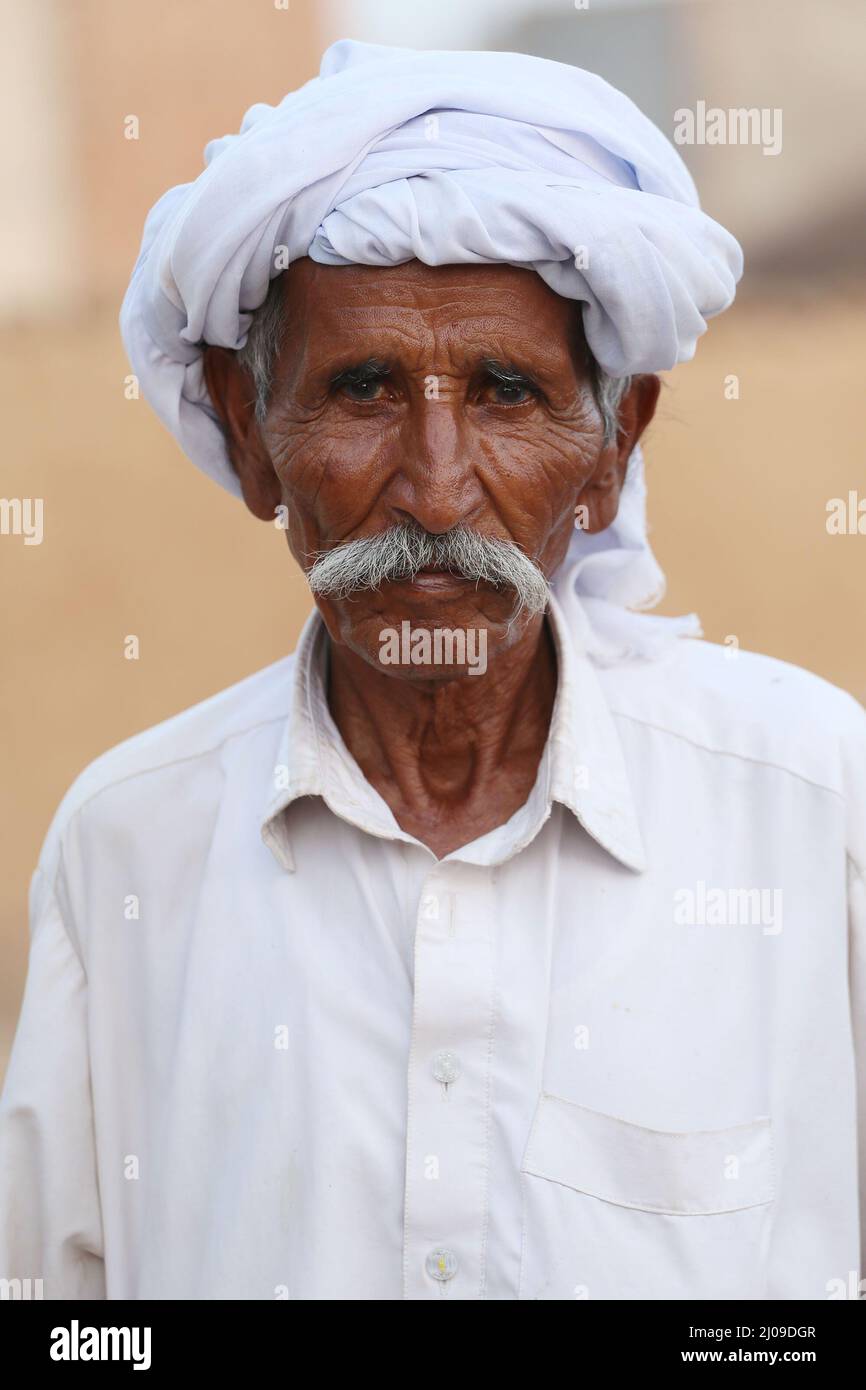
[277,257,590,370]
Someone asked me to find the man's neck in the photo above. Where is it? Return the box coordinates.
[326,613,558,859]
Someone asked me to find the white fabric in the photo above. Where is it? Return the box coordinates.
[2,598,864,1299]
[120,39,742,657]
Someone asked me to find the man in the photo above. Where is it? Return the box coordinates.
[1,40,864,1301]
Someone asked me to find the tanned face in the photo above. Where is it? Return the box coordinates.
[204,258,659,677]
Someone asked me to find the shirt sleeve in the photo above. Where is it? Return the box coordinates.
[0,864,105,1299]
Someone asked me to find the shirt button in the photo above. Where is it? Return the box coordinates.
[425,1248,458,1283]
[431,1050,461,1086]
[420,893,440,920]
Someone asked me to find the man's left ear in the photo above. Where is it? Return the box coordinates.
[202,346,282,522]
[579,373,661,534]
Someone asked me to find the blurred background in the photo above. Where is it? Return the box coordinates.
[1,0,864,1076]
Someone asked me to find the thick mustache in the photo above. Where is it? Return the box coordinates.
[307,523,549,618]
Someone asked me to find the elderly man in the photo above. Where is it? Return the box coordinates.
[1,40,864,1303]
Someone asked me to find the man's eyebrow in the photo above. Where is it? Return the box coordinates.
[327,355,551,390]
[329,358,391,386]
[480,358,543,387]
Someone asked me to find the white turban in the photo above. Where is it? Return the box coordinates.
[121,39,742,658]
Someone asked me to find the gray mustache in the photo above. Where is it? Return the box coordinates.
[307,523,549,618]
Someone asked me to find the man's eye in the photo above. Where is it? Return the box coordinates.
[339,378,386,402]
[482,377,536,406]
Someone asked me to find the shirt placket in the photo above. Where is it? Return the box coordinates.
[402,861,496,1299]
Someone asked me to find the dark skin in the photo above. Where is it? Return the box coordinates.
[204,259,659,858]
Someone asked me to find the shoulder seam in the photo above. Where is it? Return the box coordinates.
[42,712,287,868]
[610,708,845,800]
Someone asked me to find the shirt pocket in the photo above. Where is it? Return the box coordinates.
[518,1092,775,1300]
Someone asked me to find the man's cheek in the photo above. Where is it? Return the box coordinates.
[485,436,596,552]
[278,444,386,545]
[269,428,329,498]
[537,513,579,581]
[270,431,333,506]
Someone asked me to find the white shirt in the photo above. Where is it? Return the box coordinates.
[1,595,865,1301]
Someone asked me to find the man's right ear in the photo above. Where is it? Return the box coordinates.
[202,347,282,521]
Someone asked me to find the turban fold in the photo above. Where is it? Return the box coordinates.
[121,39,743,658]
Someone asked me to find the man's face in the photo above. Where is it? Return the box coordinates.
[207,258,656,677]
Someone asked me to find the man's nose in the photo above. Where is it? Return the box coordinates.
[386,392,486,534]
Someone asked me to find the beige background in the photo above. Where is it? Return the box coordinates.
[1,0,864,1076]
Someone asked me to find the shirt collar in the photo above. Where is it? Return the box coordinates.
[261,594,646,874]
